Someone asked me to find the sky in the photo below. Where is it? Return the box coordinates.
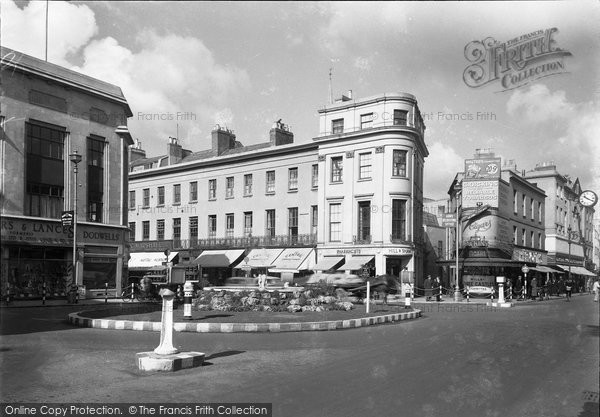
[3,1,600,200]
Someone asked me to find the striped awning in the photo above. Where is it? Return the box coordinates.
[313,256,345,271]
[339,256,374,271]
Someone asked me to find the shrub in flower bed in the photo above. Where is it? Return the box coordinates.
[193,286,354,313]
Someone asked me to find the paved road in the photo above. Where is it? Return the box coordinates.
[0,296,598,417]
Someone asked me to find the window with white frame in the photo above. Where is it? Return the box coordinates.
[129,190,136,209]
[225,213,234,237]
[266,209,275,237]
[288,207,298,240]
[311,164,318,188]
[266,171,275,193]
[522,228,526,246]
[173,218,181,241]
[513,226,517,244]
[142,221,150,240]
[359,152,372,179]
[332,118,344,134]
[157,219,165,240]
[288,168,298,191]
[226,177,234,198]
[208,215,217,238]
[244,174,253,196]
[530,199,535,221]
[189,216,198,241]
[311,205,318,236]
[129,222,136,241]
[360,113,374,130]
[143,188,150,207]
[244,212,253,236]
[392,150,407,177]
[190,181,198,202]
[157,186,165,206]
[208,179,216,200]
[173,184,181,205]
[331,156,343,183]
[393,109,408,126]
[329,203,342,242]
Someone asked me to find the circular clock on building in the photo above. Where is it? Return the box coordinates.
[579,190,598,207]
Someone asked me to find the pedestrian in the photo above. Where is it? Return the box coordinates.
[565,276,574,301]
[593,279,599,302]
[424,275,432,301]
[530,277,538,301]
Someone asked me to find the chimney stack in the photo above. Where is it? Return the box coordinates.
[168,136,183,165]
[212,125,237,155]
[270,119,294,146]
[129,139,146,163]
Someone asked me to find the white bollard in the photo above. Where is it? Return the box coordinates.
[366,281,370,314]
[154,288,179,355]
[183,281,194,320]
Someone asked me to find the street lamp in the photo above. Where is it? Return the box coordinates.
[70,151,83,286]
[454,187,463,302]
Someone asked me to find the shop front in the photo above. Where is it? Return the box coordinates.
[234,248,284,278]
[192,249,246,285]
[316,246,414,281]
[0,216,127,299]
[268,247,315,283]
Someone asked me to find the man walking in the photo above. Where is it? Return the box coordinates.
[593,279,599,302]
[565,276,574,302]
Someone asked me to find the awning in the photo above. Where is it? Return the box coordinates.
[192,249,245,267]
[269,248,315,273]
[128,251,178,270]
[530,265,558,273]
[313,256,345,271]
[459,257,521,268]
[235,248,284,269]
[339,256,374,271]
[559,265,597,276]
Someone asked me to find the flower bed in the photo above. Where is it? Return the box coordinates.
[194,285,354,313]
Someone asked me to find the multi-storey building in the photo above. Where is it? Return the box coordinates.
[443,151,548,293]
[0,47,133,298]
[128,92,428,285]
[524,162,597,278]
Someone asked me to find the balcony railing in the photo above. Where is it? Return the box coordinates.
[174,234,317,249]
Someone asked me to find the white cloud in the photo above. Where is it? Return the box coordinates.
[353,56,372,72]
[321,2,409,54]
[424,142,464,198]
[2,0,97,65]
[506,84,576,123]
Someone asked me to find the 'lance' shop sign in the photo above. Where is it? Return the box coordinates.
[1,217,123,246]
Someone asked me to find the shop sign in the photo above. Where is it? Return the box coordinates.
[462,180,499,208]
[383,248,413,256]
[512,248,546,264]
[462,214,510,247]
[464,158,501,180]
[322,247,413,256]
[130,240,173,251]
[1,217,124,247]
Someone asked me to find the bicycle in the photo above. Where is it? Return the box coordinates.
[121,284,161,302]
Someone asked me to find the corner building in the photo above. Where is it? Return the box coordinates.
[128,92,427,284]
[0,47,133,299]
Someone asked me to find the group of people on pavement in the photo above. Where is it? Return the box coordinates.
[423,275,442,302]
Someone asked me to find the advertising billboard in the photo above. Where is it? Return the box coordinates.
[464,157,501,180]
[462,180,500,208]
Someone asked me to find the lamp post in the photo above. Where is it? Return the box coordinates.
[70,151,83,286]
[454,187,462,302]
[567,225,573,283]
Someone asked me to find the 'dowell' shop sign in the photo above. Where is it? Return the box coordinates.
[1,217,124,246]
